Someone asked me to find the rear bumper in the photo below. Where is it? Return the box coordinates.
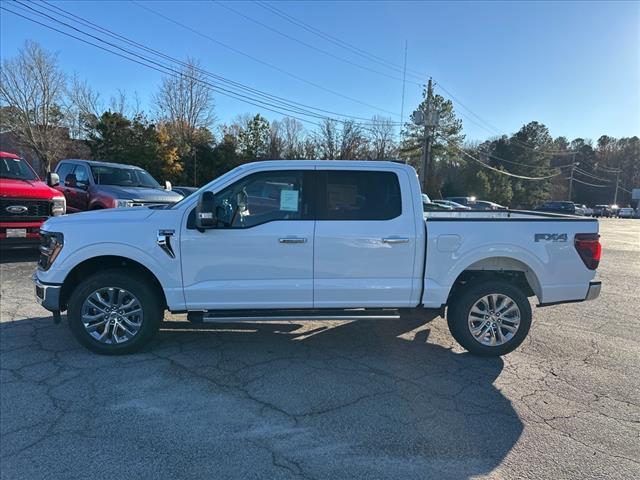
[584,281,601,301]
[537,281,601,307]
[33,273,62,312]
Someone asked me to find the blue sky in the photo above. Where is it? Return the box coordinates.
[1,0,638,142]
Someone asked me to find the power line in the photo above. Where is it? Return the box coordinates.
[13,1,396,132]
[210,0,421,86]
[566,177,609,188]
[127,0,401,119]
[3,3,323,127]
[253,0,425,82]
[446,142,563,180]
[36,0,397,126]
[573,167,612,183]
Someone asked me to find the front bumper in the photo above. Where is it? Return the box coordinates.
[33,272,62,312]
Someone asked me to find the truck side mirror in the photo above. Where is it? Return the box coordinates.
[65,173,77,188]
[46,172,60,187]
[195,191,217,230]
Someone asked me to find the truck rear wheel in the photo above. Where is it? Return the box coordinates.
[447,280,531,356]
[67,270,162,355]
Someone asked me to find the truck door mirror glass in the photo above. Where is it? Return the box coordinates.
[46,172,60,187]
[196,191,217,229]
[64,173,77,188]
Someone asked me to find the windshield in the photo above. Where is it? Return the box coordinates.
[0,157,38,181]
[90,165,160,188]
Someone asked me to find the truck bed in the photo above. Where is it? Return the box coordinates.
[421,210,599,308]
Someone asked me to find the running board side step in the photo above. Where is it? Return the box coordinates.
[187,309,401,323]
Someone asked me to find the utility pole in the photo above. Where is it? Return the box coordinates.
[613,170,620,205]
[193,149,198,187]
[568,155,577,201]
[417,77,435,193]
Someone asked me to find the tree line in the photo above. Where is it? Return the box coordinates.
[1,41,638,208]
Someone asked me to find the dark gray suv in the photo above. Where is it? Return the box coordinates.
[53,159,183,213]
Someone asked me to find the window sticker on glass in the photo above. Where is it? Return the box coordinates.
[280,189,299,211]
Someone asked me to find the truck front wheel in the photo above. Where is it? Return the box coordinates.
[67,270,162,355]
[447,280,532,356]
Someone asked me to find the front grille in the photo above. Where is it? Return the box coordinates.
[0,198,50,221]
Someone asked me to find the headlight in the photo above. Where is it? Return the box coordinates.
[38,231,64,270]
[51,196,66,216]
[114,199,134,208]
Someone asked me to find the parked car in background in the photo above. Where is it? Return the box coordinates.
[471,200,507,211]
[574,204,592,216]
[433,199,471,210]
[535,201,578,215]
[53,160,183,212]
[618,207,635,218]
[171,186,198,198]
[0,151,66,248]
[422,194,453,211]
[593,205,613,218]
[444,196,477,207]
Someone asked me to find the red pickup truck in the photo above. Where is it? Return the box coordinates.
[0,151,66,247]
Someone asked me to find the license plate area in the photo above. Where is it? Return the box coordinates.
[6,228,27,238]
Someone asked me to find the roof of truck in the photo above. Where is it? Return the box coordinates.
[239,159,415,170]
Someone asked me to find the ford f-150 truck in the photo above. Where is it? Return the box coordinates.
[33,161,601,356]
[1,151,66,247]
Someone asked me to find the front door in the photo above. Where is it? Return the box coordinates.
[313,168,418,308]
[180,169,315,310]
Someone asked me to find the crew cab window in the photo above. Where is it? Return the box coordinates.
[320,170,401,220]
[213,170,307,228]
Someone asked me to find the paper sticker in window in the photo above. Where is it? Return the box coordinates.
[280,190,299,211]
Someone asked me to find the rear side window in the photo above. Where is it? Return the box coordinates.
[319,170,401,221]
[55,163,75,183]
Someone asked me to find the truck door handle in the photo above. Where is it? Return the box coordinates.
[382,237,409,244]
[279,237,307,244]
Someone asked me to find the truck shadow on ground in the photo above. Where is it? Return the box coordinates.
[151,312,523,478]
[1,311,522,479]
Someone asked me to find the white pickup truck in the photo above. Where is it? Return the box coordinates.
[34,161,602,356]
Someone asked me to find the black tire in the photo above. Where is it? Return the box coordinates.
[447,280,532,357]
[67,269,163,355]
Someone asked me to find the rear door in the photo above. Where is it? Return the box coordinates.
[313,167,418,308]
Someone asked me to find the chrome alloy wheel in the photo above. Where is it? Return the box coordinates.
[81,287,143,344]
[467,294,521,347]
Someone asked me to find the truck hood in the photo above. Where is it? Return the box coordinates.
[0,178,62,200]
[96,185,183,203]
[42,207,155,231]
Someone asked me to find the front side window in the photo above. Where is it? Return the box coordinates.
[320,170,401,221]
[0,157,38,181]
[74,166,90,186]
[56,163,75,184]
[213,170,306,228]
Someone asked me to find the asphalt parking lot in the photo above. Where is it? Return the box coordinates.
[1,218,638,479]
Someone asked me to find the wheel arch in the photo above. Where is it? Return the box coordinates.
[59,255,167,311]
[447,256,542,304]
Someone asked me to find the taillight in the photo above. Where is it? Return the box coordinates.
[574,233,601,270]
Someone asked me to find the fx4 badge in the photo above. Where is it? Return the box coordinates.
[535,233,568,242]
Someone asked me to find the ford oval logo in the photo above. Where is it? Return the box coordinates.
[5,205,28,214]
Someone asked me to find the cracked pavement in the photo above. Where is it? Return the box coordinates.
[1,218,639,479]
